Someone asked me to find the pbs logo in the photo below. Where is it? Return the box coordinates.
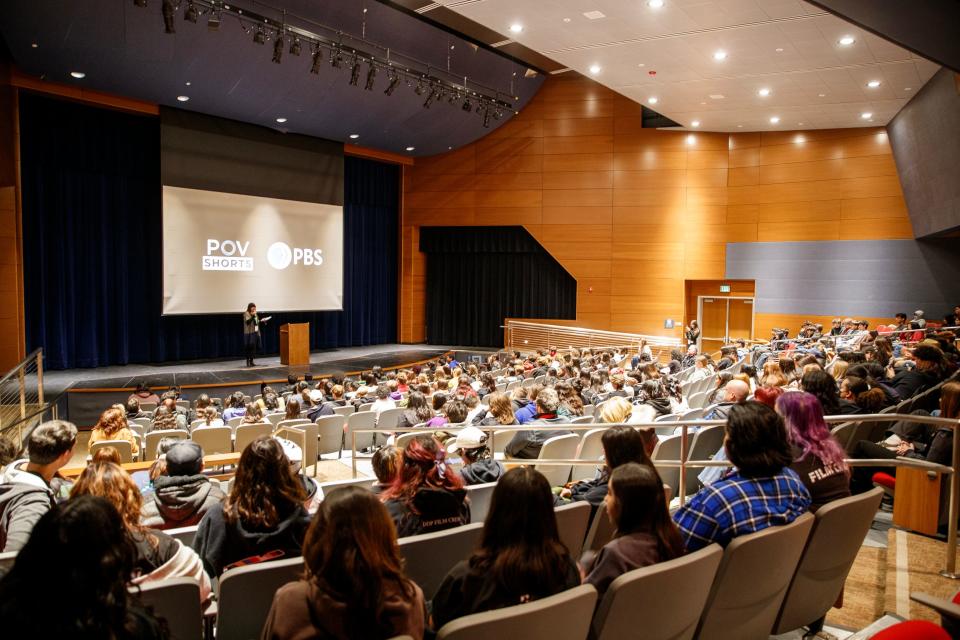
[267,242,323,270]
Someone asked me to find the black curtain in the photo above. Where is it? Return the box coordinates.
[20,93,398,369]
[420,227,576,347]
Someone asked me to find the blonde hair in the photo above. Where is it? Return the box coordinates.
[599,396,632,424]
[831,360,849,382]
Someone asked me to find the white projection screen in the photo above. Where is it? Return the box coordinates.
[162,186,344,315]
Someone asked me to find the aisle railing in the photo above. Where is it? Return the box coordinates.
[0,349,49,446]
[503,320,681,363]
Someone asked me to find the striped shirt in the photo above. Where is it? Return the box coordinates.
[673,468,811,552]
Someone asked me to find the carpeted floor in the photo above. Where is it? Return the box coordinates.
[826,546,888,630]
[884,528,960,624]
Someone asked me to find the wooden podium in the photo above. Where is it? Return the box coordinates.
[279,323,310,366]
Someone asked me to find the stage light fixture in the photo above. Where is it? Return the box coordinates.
[289,36,301,56]
[184,1,199,23]
[272,34,284,63]
[482,108,491,128]
[384,71,400,95]
[462,97,472,112]
[423,86,437,108]
[207,8,221,30]
[162,0,176,33]
[310,47,323,74]
[133,0,147,7]
[331,47,344,69]
[364,62,377,90]
[253,26,266,45]
[414,79,425,96]
[349,57,361,86]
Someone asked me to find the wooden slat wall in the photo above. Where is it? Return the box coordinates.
[398,73,914,343]
[0,75,25,370]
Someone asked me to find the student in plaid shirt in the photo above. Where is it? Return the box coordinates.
[673,402,811,552]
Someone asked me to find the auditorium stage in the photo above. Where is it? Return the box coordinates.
[48,344,494,427]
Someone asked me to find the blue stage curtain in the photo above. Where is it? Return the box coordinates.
[20,93,398,369]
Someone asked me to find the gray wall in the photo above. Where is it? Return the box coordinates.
[726,239,960,320]
[887,68,960,238]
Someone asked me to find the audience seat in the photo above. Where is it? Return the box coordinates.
[535,434,581,487]
[234,423,273,453]
[683,425,725,496]
[225,416,243,431]
[144,430,189,462]
[316,477,376,496]
[377,407,405,433]
[332,405,355,417]
[582,502,616,554]
[136,576,203,640]
[0,550,16,574]
[264,413,284,426]
[395,431,419,449]
[435,584,597,640]
[345,411,377,452]
[314,415,346,457]
[89,439,134,463]
[189,427,232,456]
[695,512,815,639]
[652,435,682,499]
[772,488,884,635]
[592,544,723,640]
[572,428,604,481]
[166,525,199,548]
[399,522,484,599]
[464,481,497,523]
[554,502,591,559]
[215,556,304,640]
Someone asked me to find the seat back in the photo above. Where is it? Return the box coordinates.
[216,556,304,640]
[593,544,723,640]
[317,477,376,496]
[695,512,815,639]
[554,501,591,559]
[89,439,134,463]
[582,502,617,554]
[535,433,581,487]
[572,428,605,481]
[265,413,284,426]
[358,402,374,412]
[166,525,199,547]
[684,425,726,496]
[144,430,188,461]
[464,481,498,522]
[581,404,595,417]
[435,584,598,640]
[395,431,420,449]
[346,411,377,451]
[399,522,484,599]
[652,435,682,499]
[490,428,517,455]
[377,407,405,431]
[189,427,232,455]
[772,489,884,634]
[132,417,153,429]
[333,405,355,417]
[234,423,273,453]
[225,416,243,430]
[279,422,318,474]
[0,550,16,574]
[137,577,202,640]
[570,415,594,425]
[315,415,347,455]
[276,418,310,430]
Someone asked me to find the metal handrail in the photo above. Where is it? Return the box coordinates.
[0,348,42,388]
[349,412,960,577]
[505,320,681,347]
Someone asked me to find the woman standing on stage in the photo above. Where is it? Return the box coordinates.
[243,303,261,367]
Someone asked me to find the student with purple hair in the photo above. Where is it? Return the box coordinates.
[775,391,850,512]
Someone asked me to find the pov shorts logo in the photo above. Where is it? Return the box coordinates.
[267,242,293,270]
[267,241,324,270]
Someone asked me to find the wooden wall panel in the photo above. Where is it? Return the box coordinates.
[399,74,914,343]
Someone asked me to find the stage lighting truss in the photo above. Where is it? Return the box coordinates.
[134,0,515,119]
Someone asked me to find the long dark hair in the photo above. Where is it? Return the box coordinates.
[468,467,572,602]
[404,391,434,424]
[725,403,793,477]
[801,369,841,414]
[301,486,415,638]
[225,436,305,528]
[602,425,658,478]
[0,496,151,638]
[608,463,684,560]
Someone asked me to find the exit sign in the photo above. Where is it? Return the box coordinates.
[719,284,731,293]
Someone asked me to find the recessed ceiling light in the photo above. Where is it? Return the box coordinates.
[737,124,743,128]
[509,23,523,34]
[405,146,416,152]
[70,71,85,79]
[838,35,855,46]
[818,93,826,97]
[709,94,725,99]
[794,134,806,144]
[867,80,881,88]
[690,120,700,127]
[758,88,771,97]
[860,112,872,119]
[583,10,606,20]
[647,96,658,104]
[686,134,696,145]
[904,87,912,91]
[276,117,287,123]
[769,116,780,124]
[349,134,360,139]
[637,63,646,67]
[185,81,191,86]
[713,50,728,61]
[562,17,571,23]
[648,0,664,8]
[176,95,190,102]
[775,47,784,53]
[30,42,38,48]
[589,64,602,75]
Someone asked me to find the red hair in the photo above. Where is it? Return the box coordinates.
[382,435,462,502]
[753,385,785,409]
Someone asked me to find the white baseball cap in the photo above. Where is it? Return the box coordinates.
[309,389,324,402]
[446,426,488,453]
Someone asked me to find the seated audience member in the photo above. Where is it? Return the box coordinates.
[752,385,784,409]
[240,402,265,425]
[381,435,469,537]
[141,441,226,529]
[261,486,425,640]
[90,407,141,458]
[151,406,184,433]
[890,344,947,399]
[850,382,959,494]
[446,427,505,485]
[583,463,685,595]
[193,436,309,575]
[0,420,77,552]
[504,387,573,459]
[432,467,580,629]
[71,462,211,599]
[476,392,519,427]
[154,393,189,429]
[372,446,401,495]
[397,391,434,430]
[125,397,148,420]
[703,379,750,421]
[840,376,888,413]
[371,384,397,418]
[283,397,302,421]
[688,356,712,383]
[801,369,860,415]
[831,360,849,383]
[760,361,789,387]
[0,496,165,638]
[598,396,632,424]
[673,403,811,551]
[128,382,160,406]
[514,385,543,424]
[221,391,247,421]
[775,392,851,511]
[92,446,122,466]
[560,426,658,512]
[632,380,674,422]
[261,392,282,415]
[198,405,224,428]
[463,394,484,424]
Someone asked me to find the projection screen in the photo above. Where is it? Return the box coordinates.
[162,186,343,315]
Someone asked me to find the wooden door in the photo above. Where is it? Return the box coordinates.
[728,298,754,343]
[700,298,727,356]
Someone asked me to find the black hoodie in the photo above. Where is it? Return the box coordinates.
[385,486,470,538]
[460,459,505,485]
